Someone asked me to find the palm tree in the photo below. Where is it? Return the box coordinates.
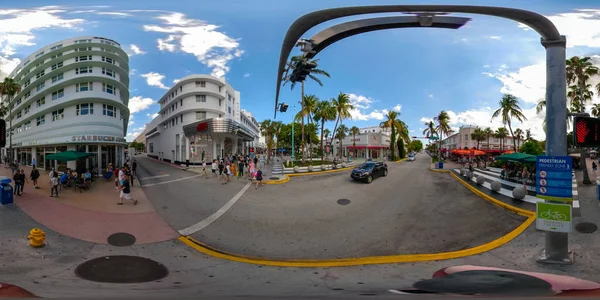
[380,111,406,160]
[513,128,524,151]
[272,121,283,159]
[483,127,494,151]
[491,93,527,152]
[313,100,337,161]
[525,129,533,141]
[470,127,486,150]
[323,128,331,152]
[495,128,509,151]
[259,119,276,164]
[331,92,354,159]
[422,120,437,139]
[282,55,330,163]
[0,77,21,160]
[294,94,319,162]
[592,104,600,117]
[335,125,348,159]
[566,56,600,185]
[349,126,360,158]
[434,111,452,159]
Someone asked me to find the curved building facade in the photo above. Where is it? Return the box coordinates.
[145,74,260,164]
[2,36,130,171]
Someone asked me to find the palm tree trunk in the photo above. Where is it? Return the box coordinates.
[320,119,325,162]
[332,118,340,160]
[507,121,516,151]
[390,126,396,160]
[8,97,12,162]
[308,114,313,162]
[301,81,305,164]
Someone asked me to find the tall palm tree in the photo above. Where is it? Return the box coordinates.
[484,127,494,151]
[380,111,406,160]
[470,127,486,150]
[491,93,527,152]
[323,128,331,151]
[592,104,600,117]
[294,94,319,161]
[0,77,21,160]
[566,56,600,185]
[349,126,360,158]
[513,128,524,151]
[313,100,337,161]
[434,111,452,159]
[495,128,509,151]
[331,92,354,159]
[525,129,533,141]
[422,120,437,139]
[336,124,348,159]
[259,119,276,164]
[272,121,283,159]
[282,55,330,163]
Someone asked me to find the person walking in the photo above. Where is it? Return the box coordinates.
[13,169,25,196]
[117,175,137,205]
[49,171,59,197]
[201,159,208,178]
[218,160,224,179]
[522,166,529,194]
[30,165,40,189]
[211,159,217,177]
[255,167,263,189]
[131,160,137,177]
[238,160,245,179]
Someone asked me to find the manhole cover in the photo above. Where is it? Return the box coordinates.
[413,270,553,296]
[75,255,169,283]
[107,233,136,247]
[337,199,351,205]
[269,177,279,180]
[575,222,598,233]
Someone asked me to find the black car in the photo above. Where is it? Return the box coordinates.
[350,162,388,183]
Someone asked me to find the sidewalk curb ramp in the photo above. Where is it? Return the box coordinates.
[177,167,535,267]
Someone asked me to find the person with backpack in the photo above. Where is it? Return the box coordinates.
[49,171,59,197]
[30,165,40,189]
[255,167,263,189]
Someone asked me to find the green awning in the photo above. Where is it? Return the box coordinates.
[45,151,94,161]
[495,152,536,162]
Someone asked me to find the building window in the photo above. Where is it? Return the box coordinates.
[35,70,45,79]
[76,103,94,115]
[75,66,92,74]
[149,143,154,153]
[219,99,222,107]
[228,106,231,114]
[23,79,30,88]
[16,111,21,119]
[464,134,468,140]
[24,91,31,99]
[195,81,206,87]
[76,47,92,52]
[51,62,63,70]
[24,121,31,131]
[50,44,63,50]
[102,83,115,95]
[35,82,45,92]
[16,125,22,133]
[101,68,115,77]
[24,105,30,114]
[101,56,115,64]
[76,82,93,92]
[36,115,45,126]
[180,115,183,123]
[51,88,64,100]
[75,55,92,62]
[36,98,46,107]
[51,73,64,83]
[76,39,91,44]
[52,109,64,121]
[16,98,21,105]
[196,95,206,102]
[103,104,116,117]
[50,52,63,60]
[180,99,182,106]
[35,51,45,58]
[196,111,207,120]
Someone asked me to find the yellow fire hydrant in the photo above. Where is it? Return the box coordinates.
[27,228,46,248]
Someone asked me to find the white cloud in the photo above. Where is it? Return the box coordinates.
[128,96,154,114]
[428,94,434,99]
[130,69,137,75]
[143,12,243,78]
[420,117,434,124]
[347,93,375,109]
[141,72,169,89]
[243,73,250,78]
[519,9,600,48]
[482,61,546,104]
[483,65,490,68]
[173,79,180,83]
[96,11,132,17]
[127,44,146,56]
[392,104,402,112]
[489,36,502,40]
[0,7,84,78]
[345,93,385,121]
[147,112,159,119]
[350,109,386,121]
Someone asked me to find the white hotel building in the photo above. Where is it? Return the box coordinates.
[145,74,260,164]
[2,36,130,171]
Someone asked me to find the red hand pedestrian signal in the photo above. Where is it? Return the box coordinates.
[576,118,590,144]
[574,116,600,147]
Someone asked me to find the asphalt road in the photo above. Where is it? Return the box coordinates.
[135,156,249,232]
[191,154,527,259]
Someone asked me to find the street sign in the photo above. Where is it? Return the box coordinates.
[536,202,572,233]
[574,116,600,147]
[429,136,439,141]
[536,156,573,202]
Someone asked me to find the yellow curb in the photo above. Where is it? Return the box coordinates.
[178,169,535,267]
[429,168,450,173]
[264,176,291,185]
[287,166,354,177]
[394,158,407,162]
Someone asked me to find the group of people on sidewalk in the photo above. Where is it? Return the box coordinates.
[199,154,264,189]
[105,161,138,205]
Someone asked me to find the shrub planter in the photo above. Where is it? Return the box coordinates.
[476,176,485,185]
[490,181,502,192]
[308,165,314,172]
[293,166,300,173]
[321,164,326,171]
[512,188,526,200]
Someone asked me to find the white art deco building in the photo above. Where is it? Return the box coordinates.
[2,36,130,171]
[145,74,260,164]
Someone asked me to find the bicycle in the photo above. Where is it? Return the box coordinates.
[540,209,567,221]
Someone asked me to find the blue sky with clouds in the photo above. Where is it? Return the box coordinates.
[1,0,599,141]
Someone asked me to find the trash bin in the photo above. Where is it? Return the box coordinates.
[438,162,444,169]
[0,177,13,205]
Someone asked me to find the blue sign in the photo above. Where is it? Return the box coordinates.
[536,156,573,202]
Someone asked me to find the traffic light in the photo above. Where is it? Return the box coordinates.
[289,60,318,83]
[574,116,600,147]
[279,103,288,113]
[0,119,5,148]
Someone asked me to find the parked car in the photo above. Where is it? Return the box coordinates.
[351,162,388,183]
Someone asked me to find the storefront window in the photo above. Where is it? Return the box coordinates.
[56,146,67,152]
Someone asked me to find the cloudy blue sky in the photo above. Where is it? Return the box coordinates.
[0,0,599,141]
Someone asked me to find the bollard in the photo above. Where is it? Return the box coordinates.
[27,228,46,248]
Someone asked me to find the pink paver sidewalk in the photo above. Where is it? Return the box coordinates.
[14,192,179,244]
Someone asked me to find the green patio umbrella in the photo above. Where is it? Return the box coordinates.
[45,150,94,161]
[495,152,536,162]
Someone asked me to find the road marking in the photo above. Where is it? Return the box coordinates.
[142,174,203,187]
[138,174,170,180]
[178,182,252,235]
